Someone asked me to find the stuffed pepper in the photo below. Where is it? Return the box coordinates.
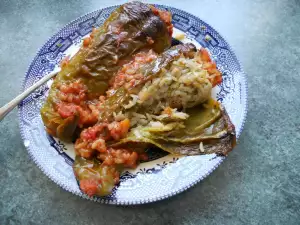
[41,1,173,141]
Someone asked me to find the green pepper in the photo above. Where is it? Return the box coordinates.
[73,156,119,197]
[41,2,173,141]
[98,43,197,122]
[110,101,236,156]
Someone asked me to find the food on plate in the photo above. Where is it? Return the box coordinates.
[40,1,173,141]
[73,156,119,196]
[72,44,233,197]
[111,100,236,156]
[40,1,236,197]
[98,43,199,122]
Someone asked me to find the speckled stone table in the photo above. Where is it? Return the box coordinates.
[0,0,299,224]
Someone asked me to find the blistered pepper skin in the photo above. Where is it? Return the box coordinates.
[41,2,172,141]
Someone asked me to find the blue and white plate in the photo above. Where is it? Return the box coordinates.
[19,4,247,205]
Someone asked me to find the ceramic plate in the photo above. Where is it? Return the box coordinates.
[18,4,247,205]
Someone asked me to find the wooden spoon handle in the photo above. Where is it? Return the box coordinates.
[0,69,60,121]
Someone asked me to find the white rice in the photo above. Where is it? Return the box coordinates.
[118,51,214,128]
[136,53,213,112]
[199,142,205,152]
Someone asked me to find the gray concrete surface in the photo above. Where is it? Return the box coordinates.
[0,0,300,224]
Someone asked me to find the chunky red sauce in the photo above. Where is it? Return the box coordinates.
[109,50,158,91]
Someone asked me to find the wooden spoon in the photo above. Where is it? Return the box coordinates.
[0,68,60,121]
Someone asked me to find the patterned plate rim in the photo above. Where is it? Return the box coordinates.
[18,4,248,205]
